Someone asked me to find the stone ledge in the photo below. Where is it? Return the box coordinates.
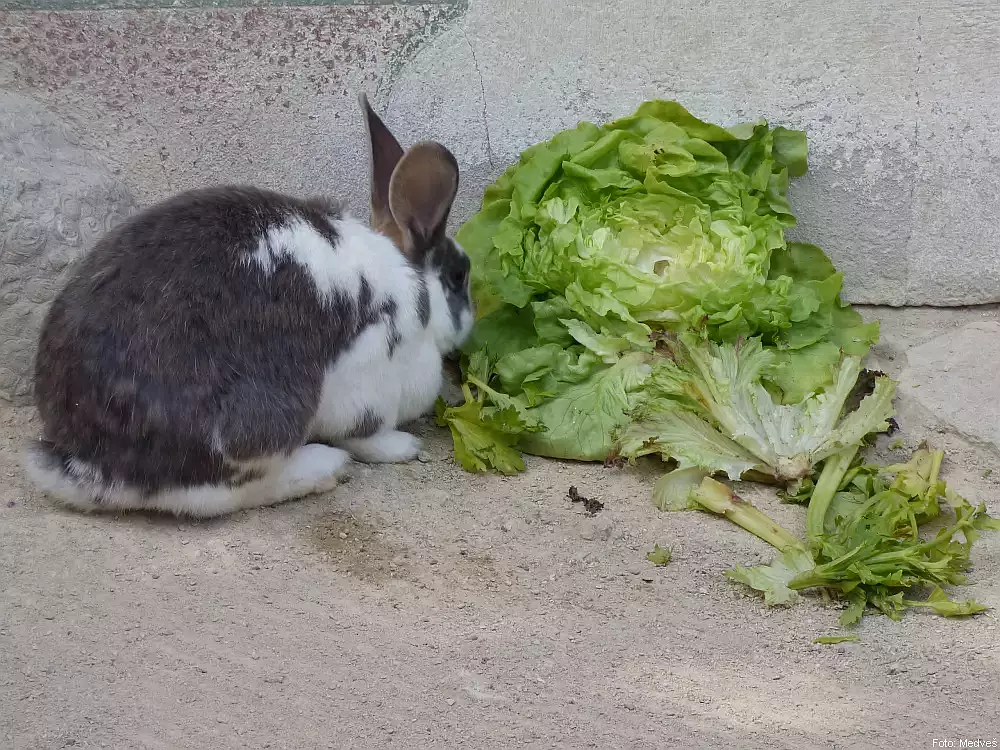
[900,321,1000,454]
[0,0,446,9]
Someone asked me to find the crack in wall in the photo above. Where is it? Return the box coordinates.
[902,12,924,304]
[460,27,494,170]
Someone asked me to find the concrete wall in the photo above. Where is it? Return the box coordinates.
[2,0,999,399]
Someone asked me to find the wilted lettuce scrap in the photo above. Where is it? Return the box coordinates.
[813,635,860,645]
[646,544,673,567]
[656,448,1000,624]
[442,99,878,472]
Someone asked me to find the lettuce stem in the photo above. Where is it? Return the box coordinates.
[805,446,859,548]
[693,477,804,552]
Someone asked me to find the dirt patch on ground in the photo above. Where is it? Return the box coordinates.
[308,511,414,584]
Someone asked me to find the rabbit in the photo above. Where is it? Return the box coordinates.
[24,94,474,518]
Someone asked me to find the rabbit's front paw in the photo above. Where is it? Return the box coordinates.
[343,430,421,463]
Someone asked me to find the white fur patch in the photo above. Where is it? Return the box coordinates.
[309,299,444,445]
[247,213,420,316]
[24,442,349,518]
[287,214,450,444]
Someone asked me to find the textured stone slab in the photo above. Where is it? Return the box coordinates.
[0,93,139,403]
[1,0,438,8]
[0,3,463,206]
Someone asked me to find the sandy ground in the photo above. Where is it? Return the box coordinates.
[2,306,999,749]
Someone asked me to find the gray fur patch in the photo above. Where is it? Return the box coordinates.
[416,275,431,328]
[347,408,382,439]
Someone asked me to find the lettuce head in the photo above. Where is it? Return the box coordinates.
[440,100,879,472]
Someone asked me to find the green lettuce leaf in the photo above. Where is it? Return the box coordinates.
[646,544,673,566]
[727,547,815,606]
[621,334,897,481]
[518,352,653,461]
[434,396,530,475]
[434,352,545,475]
[620,409,761,480]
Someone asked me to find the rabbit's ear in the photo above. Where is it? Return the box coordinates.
[359,93,404,235]
[388,141,459,262]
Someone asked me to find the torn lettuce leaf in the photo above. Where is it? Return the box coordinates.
[433,395,532,476]
[728,547,815,606]
[673,448,1000,623]
[447,99,878,473]
[683,475,804,552]
[646,544,673,566]
[434,352,544,475]
[517,352,653,461]
[652,466,709,511]
[620,334,898,482]
[901,586,989,618]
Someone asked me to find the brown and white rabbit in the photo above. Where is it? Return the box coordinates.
[24,95,474,517]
